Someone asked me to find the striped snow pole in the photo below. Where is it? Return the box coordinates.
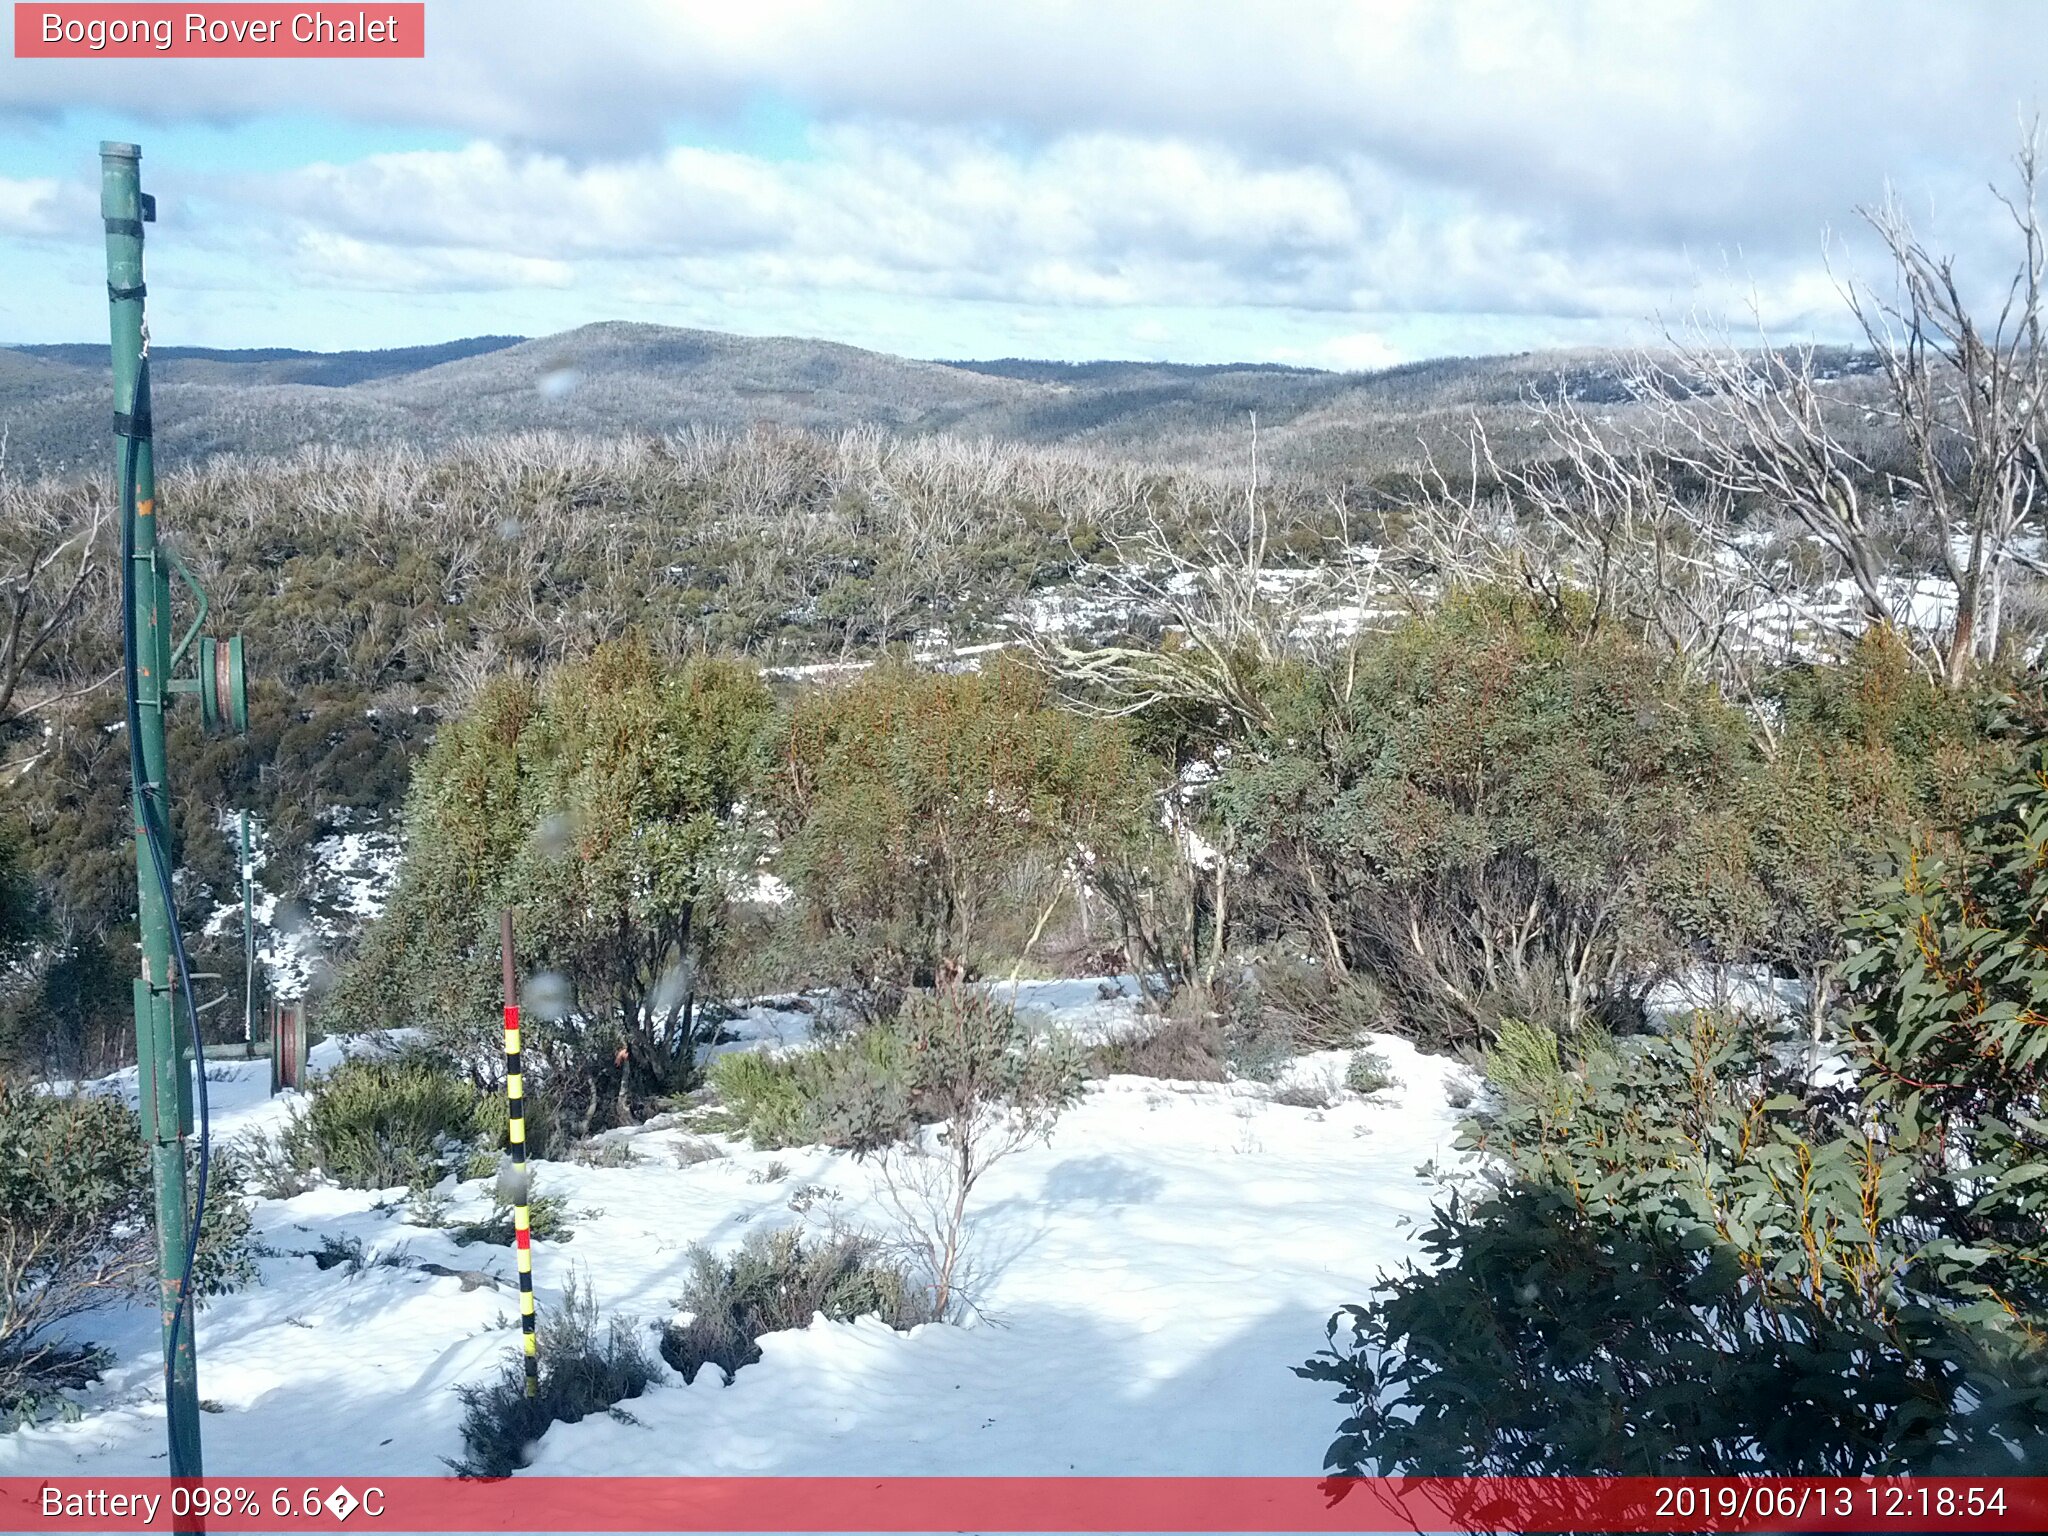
[500,910,539,1398]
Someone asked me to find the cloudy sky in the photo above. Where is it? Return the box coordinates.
[0,1,2042,366]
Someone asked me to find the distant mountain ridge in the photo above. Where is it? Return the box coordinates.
[0,320,1877,481]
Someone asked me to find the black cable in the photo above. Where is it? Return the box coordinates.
[118,367,211,1424]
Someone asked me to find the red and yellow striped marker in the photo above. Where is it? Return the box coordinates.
[500,910,538,1399]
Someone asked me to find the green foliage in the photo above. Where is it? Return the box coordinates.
[283,1053,490,1191]
[1,1080,253,1423]
[191,1148,260,1299]
[709,988,1081,1157]
[330,640,775,1130]
[0,929,134,1080]
[1087,1012,1226,1082]
[452,1190,573,1248]
[1219,594,1755,1048]
[1300,999,2048,1473]
[883,986,1086,1153]
[707,1027,915,1152]
[768,659,1156,1007]
[1707,630,2012,1001]
[1345,1047,1394,1097]
[0,817,32,964]
[1844,728,2048,1329]
[451,1272,655,1479]
[660,1227,936,1385]
[1847,730,2048,1125]
[1478,1016,1611,1112]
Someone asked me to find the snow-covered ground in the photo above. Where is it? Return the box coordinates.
[2,992,1475,1480]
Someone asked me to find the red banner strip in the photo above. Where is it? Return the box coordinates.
[13,5,424,59]
[4,1477,2045,1532]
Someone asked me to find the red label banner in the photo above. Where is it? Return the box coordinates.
[2,1476,2045,1533]
[13,5,424,58]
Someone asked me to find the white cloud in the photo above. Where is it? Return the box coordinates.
[2,2,2039,357]
[211,123,1914,338]
[0,175,92,238]
[291,231,575,293]
[1300,331,1403,372]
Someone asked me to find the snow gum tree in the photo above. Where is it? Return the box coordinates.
[328,639,774,1131]
[767,658,1158,1010]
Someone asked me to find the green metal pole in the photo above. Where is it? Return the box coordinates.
[103,139,205,1487]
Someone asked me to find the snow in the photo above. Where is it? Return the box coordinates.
[201,812,402,1002]
[1,991,1469,1481]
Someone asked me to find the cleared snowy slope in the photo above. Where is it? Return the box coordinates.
[3,1002,1473,1479]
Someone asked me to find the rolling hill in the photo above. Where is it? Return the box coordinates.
[0,321,1872,481]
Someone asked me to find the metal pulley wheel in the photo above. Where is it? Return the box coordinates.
[197,633,248,733]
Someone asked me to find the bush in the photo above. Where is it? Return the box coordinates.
[1481,1015,1559,1094]
[283,1053,490,1190]
[706,1027,915,1152]
[1710,630,2012,1027]
[767,659,1156,1009]
[1271,1078,1338,1110]
[329,641,776,1130]
[1087,1013,1225,1082]
[1254,958,1389,1051]
[868,986,1084,1313]
[716,986,1087,1313]
[660,1227,935,1385]
[1218,594,1755,1049]
[1,1081,254,1423]
[1299,1009,2048,1475]
[1345,1048,1394,1097]
[451,1273,656,1478]
[452,1191,574,1248]
[190,1149,260,1298]
[1843,726,2048,1331]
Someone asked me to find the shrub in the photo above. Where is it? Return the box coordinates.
[568,1137,637,1169]
[1713,630,2011,1029]
[329,641,776,1130]
[1299,1009,2048,1475]
[705,1052,815,1149]
[1222,1012,1296,1084]
[1271,1078,1338,1110]
[190,1149,260,1298]
[868,986,1084,1314]
[660,1227,935,1385]
[452,1191,574,1248]
[1087,1013,1225,1082]
[451,1273,656,1478]
[1,1082,254,1423]
[283,1053,489,1190]
[1843,727,2048,1330]
[1345,1048,1394,1097]
[715,987,1087,1313]
[1254,958,1389,1051]
[237,1124,321,1200]
[707,1026,917,1153]
[1480,1016,1567,1109]
[766,659,1156,1009]
[1217,594,1755,1050]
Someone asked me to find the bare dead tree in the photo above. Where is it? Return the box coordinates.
[1639,130,2048,688]
[1023,417,1388,734]
[1841,131,2047,680]
[0,455,113,776]
[1636,332,1894,634]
